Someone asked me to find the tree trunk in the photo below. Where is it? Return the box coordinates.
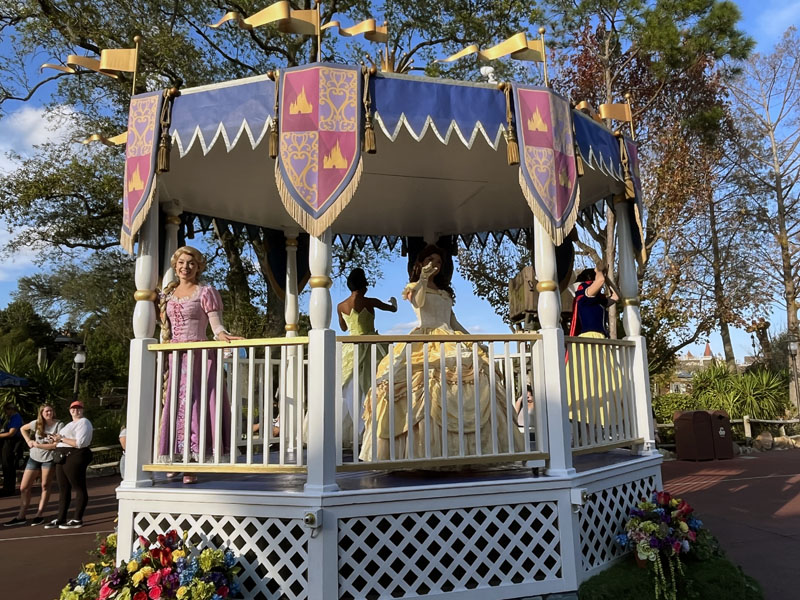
[605,205,618,339]
[250,234,287,337]
[213,220,252,312]
[708,196,737,370]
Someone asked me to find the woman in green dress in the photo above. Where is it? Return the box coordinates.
[337,268,397,444]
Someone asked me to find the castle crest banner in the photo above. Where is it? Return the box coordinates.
[276,64,362,236]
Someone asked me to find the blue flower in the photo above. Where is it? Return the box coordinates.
[615,533,629,547]
[212,595,222,600]
[224,549,236,568]
[76,572,91,586]
[688,517,702,529]
[230,582,241,596]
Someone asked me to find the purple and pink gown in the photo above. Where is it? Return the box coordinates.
[158,285,231,460]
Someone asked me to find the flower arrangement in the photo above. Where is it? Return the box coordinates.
[616,491,703,600]
[59,530,241,600]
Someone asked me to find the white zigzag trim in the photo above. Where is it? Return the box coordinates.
[172,116,273,157]
[374,111,505,150]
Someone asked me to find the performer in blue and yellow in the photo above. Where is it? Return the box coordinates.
[360,246,524,462]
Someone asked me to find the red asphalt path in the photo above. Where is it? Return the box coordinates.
[1,450,798,599]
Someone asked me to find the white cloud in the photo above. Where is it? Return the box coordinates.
[0,222,38,282]
[0,105,76,174]
[751,2,800,48]
[383,320,419,335]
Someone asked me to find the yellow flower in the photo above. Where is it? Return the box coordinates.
[132,571,146,586]
[127,560,139,573]
[172,549,186,560]
[176,587,189,599]
[140,566,154,577]
[85,563,96,572]
[679,521,689,532]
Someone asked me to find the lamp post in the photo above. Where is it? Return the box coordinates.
[55,335,87,404]
[787,334,800,419]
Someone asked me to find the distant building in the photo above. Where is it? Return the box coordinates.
[666,343,720,394]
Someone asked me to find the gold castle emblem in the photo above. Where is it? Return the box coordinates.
[290,87,313,114]
[558,167,570,187]
[527,107,548,132]
[323,141,347,169]
[128,164,144,191]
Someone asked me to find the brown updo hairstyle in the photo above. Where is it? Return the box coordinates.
[409,245,455,301]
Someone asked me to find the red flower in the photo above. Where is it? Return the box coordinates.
[687,531,697,541]
[147,572,162,588]
[100,543,107,555]
[656,491,672,506]
[99,583,114,600]
[134,592,148,600]
[157,534,167,547]
[675,500,693,516]
[217,585,229,598]
[149,585,162,599]
[138,535,149,548]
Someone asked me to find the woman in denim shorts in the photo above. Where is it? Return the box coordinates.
[3,404,63,527]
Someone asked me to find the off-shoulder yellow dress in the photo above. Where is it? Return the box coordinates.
[359,282,523,461]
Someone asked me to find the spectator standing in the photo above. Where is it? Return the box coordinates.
[44,400,93,530]
[0,403,24,497]
[4,404,63,526]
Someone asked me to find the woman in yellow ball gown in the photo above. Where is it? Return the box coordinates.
[359,245,523,462]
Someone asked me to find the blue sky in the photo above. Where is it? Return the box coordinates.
[0,0,796,360]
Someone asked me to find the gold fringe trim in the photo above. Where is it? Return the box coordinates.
[275,157,363,237]
[120,176,158,254]
[518,168,580,246]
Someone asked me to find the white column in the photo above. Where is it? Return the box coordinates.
[284,231,300,337]
[305,229,338,493]
[615,197,656,453]
[161,201,182,289]
[118,210,159,565]
[534,217,575,476]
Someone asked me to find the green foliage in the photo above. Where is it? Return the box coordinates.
[688,363,789,419]
[579,552,763,600]
[652,393,698,424]
[0,346,73,418]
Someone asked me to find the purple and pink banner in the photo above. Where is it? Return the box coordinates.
[121,90,163,253]
[277,64,362,235]
[513,86,579,245]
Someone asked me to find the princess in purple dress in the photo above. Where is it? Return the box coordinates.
[158,246,242,483]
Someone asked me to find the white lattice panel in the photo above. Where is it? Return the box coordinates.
[133,512,310,600]
[338,502,561,599]
[579,474,656,572]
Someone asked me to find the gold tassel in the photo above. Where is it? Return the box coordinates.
[156,87,179,173]
[270,69,280,160]
[269,119,279,159]
[362,66,377,154]
[575,148,585,177]
[363,113,376,153]
[505,128,520,165]
[502,83,520,166]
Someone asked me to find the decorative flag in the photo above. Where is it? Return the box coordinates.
[321,18,388,43]
[276,64,362,236]
[121,91,164,253]
[437,32,545,64]
[513,86,580,245]
[598,102,632,123]
[41,47,137,78]
[209,1,318,35]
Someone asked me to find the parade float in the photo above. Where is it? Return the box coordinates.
[106,6,660,598]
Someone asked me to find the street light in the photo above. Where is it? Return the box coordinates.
[787,333,800,419]
[55,335,87,403]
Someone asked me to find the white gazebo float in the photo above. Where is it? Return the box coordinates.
[117,62,660,599]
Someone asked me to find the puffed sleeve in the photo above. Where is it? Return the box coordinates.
[200,286,229,337]
[403,281,428,308]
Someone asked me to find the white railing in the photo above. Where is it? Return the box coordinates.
[564,336,640,453]
[335,333,546,470]
[148,337,309,472]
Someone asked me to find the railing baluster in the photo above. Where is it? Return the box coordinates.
[296,343,305,465]
[440,342,448,459]
[183,349,194,465]
[198,348,208,464]
[264,347,273,466]
[472,343,481,456]
[623,345,635,440]
[335,341,343,465]
[520,346,530,453]
[504,341,514,454]
[214,348,223,463]
[352,342,360,456]
[230,349,240,465]
[278,345,287,466]
[579,341,592,448]
[488,343,498,455]
[153,351,164,464]
[387,343,396,461]
[605,343,619,442]
[456,342,464,457]
[406,343,414,460]
[168,350,179,464]
[247,347,255,464]
[370,344,378,462]
[423,343,432,459]
[567,341,580,448]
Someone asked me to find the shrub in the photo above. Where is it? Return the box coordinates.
[652,393,698,424]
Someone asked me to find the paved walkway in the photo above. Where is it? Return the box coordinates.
[1,450,798,599]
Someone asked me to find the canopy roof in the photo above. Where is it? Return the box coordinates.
[135,68,636,247]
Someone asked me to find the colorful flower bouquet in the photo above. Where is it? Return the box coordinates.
[59,530,241,600]
[616,491,703,600]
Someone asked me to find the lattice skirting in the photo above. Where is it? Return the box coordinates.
[578,472,658,574]
[132,512,310,600]
[338,502,562,599]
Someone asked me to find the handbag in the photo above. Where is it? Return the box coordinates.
[52,448,69,464]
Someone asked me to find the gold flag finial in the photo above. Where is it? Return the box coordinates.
[82,132,127,146]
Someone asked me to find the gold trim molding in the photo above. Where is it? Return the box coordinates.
[285,238,299,247]
[134,290,157,302]
[536,280,558,292]
[309,275,332,288]
[165,215,182,225]
[284,323,299,331]
[622,297,640,307]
